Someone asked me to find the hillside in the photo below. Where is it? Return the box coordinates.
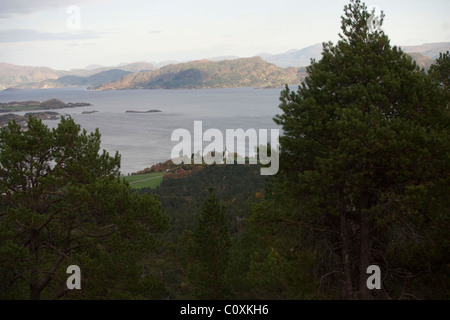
[258,42,450,68]
[407,52,436,70]
[0,63,65,89]
[0,62,156,89]
[67,62,156,76]
[91,57,301,90]
[2,42,448,90]
[401,42,450,59]
[118,62,157,73]
[136,163,268,239]
[258,44,323,68]
[14,69,133,89]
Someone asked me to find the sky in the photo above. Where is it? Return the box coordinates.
[0,0,449,70]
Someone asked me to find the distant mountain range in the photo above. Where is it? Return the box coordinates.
[0,62,156,89]
[92,57,301,90]
[0,63,63,89]
[400,42,450,59]
[1,42,448,90]
[13,69,133,89]
[257,44,324,68]
[257,42,449,68]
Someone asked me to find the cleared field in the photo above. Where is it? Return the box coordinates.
[123,172,164,189]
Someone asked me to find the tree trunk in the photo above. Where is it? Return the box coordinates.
[30,286,41,300]
[29,229,41,300]
[340,209,354,299]
[359,193,371,300]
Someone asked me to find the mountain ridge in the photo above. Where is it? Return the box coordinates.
[256,42,450,68]
[401,42,450,59]
[91,56,302,90]
[1,42,448,90]
[13,69,133,89]
[0,62,156,89]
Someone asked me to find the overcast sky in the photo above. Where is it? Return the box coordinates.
[0,0,449,70]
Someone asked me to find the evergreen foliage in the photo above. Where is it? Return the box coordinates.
[251,0,450,299]
[184,188,231,299]
[0,117,169,299]
[1,0,449,301]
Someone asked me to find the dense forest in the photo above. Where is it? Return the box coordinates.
[0,0,449,300]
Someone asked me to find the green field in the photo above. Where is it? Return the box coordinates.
[123,172,164,189]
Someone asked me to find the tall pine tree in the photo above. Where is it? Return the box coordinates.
[0,117,169,299]
[185,188,231,299]
[249,0,450,299]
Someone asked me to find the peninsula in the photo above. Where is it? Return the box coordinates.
[0,98,91,113]
[0,98,92,128]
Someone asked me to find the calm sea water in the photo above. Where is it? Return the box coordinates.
[0,87,288,174]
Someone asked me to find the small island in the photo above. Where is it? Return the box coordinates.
[0,98,91,113]
[0,98,92,128]
[0,112,60,128]
[125,109,162,113]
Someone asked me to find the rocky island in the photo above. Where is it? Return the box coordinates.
[0,98,92,128]
[125,109,162,113]
[0,112,60,128]
[0,98,91,113]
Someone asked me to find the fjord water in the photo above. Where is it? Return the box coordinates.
[0,87,286,175]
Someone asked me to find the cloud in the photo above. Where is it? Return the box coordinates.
[66,42,96,47]
[0,28,103,42]
[0,0,111,17]
[148,30,162,34]
[0,0,73,17]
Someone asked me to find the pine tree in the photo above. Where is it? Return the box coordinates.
[262,0,450,299]
[0,117,169,299]
[429,51,450,91]
[185,188,231,299]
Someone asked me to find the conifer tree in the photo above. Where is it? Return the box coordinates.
[0,117,169,299]
[186,188,231,299]
[429,51,450,91]
[256,0,450,299]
